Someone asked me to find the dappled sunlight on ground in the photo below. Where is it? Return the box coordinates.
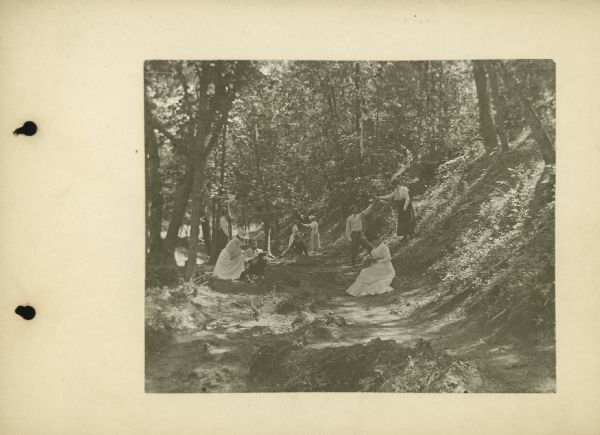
[147,248,554,393]
[174,246,206,266]
[147,144,554,393]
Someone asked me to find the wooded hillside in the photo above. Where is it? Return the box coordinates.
[145,59,555,393]
[145,60,555,278]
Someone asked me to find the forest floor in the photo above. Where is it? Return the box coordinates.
[145,248,555,393]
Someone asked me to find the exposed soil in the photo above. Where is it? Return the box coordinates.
[145,254,555,393]
[146,142,555,394]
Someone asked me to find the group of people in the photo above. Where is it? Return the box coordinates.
[210,176,416,297]
[209,209,270,282]
[212,235,268,282]
[281,214,321,257]
[344,178,416,296]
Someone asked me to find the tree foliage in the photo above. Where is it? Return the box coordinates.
[145,59,555,278]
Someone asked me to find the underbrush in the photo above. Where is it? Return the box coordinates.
[430,159,543,293]
[389,140,555,341]
[145,263,182,288]
[248,337,482,392]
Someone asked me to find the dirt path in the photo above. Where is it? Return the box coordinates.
[146,253,555,393]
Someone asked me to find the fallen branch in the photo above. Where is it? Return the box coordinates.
[229,300,249,309]
[227,298,259,320]
[489,308,507,323]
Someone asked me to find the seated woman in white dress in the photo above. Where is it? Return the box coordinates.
[346,233,396,296]
[213,234,246,280]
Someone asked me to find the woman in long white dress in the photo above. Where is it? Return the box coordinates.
[346,234,396,296]
[213,235,246,280]
[301,215,321,255]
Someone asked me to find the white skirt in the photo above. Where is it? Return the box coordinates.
[346,260,395,296]
[213,251,245,280]
[309,231,321,252]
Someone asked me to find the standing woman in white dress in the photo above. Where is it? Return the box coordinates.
[346,233,396,296]
[301,215,321,255]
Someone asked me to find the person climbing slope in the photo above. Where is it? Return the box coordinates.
[346,203,375,267]
[375,176,416,241]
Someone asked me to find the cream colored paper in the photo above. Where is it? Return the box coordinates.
[1,1,599,434]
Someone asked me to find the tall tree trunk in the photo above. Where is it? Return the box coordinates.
[163,161,194,254]
[163,123,224,255]
[209,197,219,264]
[250,122,275,255]
[144,99,163,266]
[187,93,241,275]
[166,125,231,265]
[184,111,224,280]
[208,122,230,264]
[374,78,380,145]
[436,61,449,156]
[184,151,208,281]
[425,61,431,112]
[473,60,499,152]
[498,61,555,164]
[415,60,431,159]
[353,62,365,161]
[226,203,232,238]
[264,219,271,255]
[486,61,510,152]
[162,63,209,257]
[220,123,228,187]
[325,78,344,181]
[201,211,211,255]
[184,60,248,278]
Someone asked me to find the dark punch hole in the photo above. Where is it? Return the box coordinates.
[15,305,36,320]
[13,121,37,136]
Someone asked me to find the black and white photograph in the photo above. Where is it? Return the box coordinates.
[144,59,555,393]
